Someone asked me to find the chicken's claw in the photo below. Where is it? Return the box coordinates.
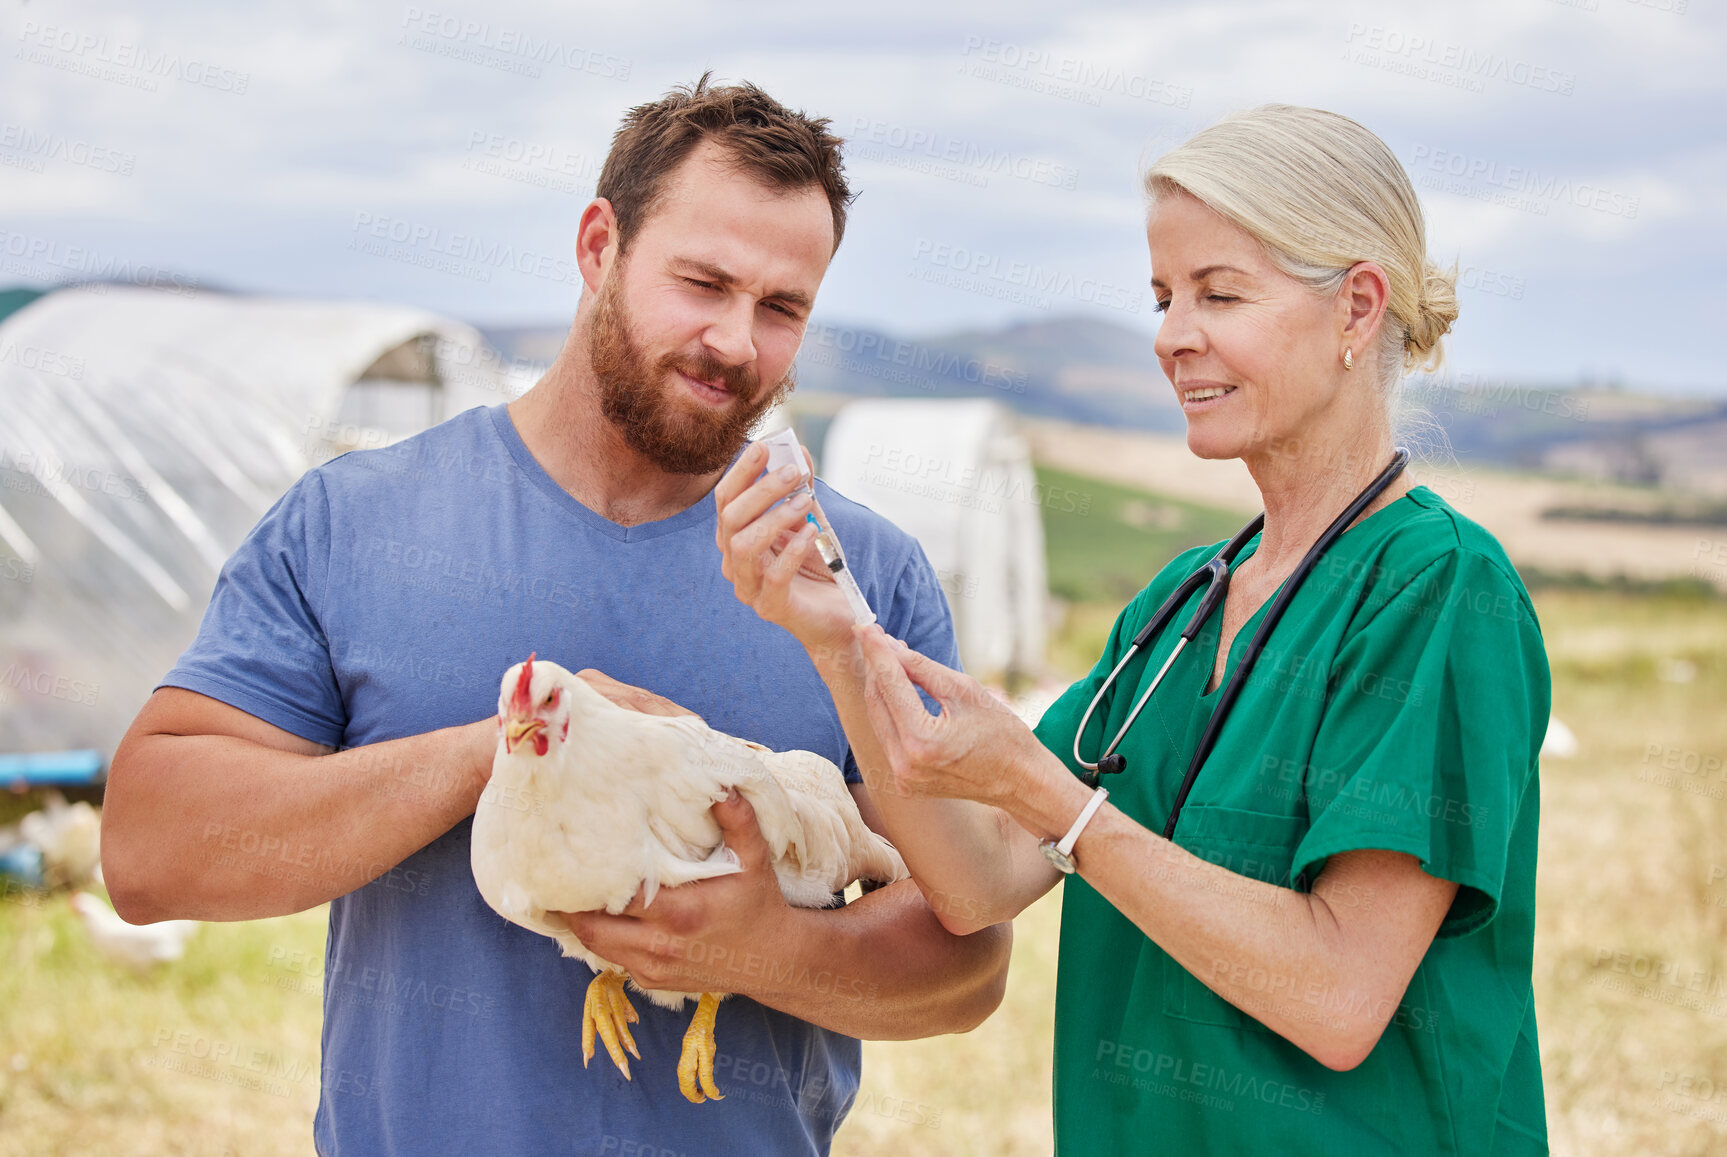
[677,992,725,1103]
[582,970,641,1079]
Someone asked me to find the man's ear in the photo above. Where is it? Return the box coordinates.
[575,198,620,295]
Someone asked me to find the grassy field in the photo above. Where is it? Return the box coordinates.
[1035,463,1245,678]
[3,471,1725,1153]
[0,900,327,1157]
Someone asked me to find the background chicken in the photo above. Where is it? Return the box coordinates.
[68,890,199,970]
[470,654,907,1104]
[21,790,103,889]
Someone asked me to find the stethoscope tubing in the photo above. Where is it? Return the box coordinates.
[1071,448,1411,839]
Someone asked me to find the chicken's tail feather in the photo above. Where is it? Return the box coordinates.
[848,818,909,888]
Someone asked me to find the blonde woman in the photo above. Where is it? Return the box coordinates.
[716,105,1550,1153]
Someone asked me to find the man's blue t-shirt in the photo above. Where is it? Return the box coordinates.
[160,404,960,1157]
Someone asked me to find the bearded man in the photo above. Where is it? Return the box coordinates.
[102,76,1008,1157]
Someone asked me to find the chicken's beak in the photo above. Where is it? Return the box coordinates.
[503,714,546,754]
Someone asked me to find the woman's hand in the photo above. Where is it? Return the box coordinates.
[852,623,1054,812]
[714,441,856,655]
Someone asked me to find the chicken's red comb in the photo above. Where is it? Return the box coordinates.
[510,652,536,716]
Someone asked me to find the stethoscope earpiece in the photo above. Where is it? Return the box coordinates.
[1096,753,1127,778]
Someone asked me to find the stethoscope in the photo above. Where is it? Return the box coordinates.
[1073,447,1410,838]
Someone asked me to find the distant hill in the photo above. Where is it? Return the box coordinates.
[477,313,1727,496]
[1401,375,1727,495]
[794,316,1185,432]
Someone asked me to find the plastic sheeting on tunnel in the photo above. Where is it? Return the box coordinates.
[0,285,530,756]
[821,399,1048,684]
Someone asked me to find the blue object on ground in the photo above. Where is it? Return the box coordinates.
[0,843,44,889]
[0,750,107,787]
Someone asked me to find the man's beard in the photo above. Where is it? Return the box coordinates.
[587,274,795,475]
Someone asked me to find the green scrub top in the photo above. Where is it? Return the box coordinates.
[1032,486,1550,1155]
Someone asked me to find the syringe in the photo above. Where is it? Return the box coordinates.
[759,427,877,627]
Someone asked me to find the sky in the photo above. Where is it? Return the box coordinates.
[2,0,1722,395]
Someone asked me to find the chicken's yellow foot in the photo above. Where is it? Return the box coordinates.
[581,970,640,1079]
[677,992,725,1103]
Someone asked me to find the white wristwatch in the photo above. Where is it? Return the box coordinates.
[1039,787,1109,874]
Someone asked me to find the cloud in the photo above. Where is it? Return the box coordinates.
[2,0,1721,390]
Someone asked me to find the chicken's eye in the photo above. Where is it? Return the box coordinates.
[543,689,561,709]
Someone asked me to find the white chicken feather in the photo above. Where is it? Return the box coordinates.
[470,654,906,1104]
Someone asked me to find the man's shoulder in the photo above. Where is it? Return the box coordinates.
[310,405,521,502]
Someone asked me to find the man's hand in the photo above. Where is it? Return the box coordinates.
[574,669,704,721]
[555,792,792,996]
[714,441,856,655]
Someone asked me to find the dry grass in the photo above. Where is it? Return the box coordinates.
[1532,590,1727,1155]
[0,901,325,1157]
[836,892,1060,1157]
[3,596,1723,1153]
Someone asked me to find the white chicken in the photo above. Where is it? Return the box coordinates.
[470,654,907,1104]
[68,890,199,970]
[22,791,102,889]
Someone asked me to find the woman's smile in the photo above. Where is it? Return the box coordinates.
[1178,381,1239,411]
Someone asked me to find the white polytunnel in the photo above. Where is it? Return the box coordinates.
[0,285,527,758]
[821,398,1048,686]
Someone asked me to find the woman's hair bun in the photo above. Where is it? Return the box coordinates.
[1404,259,1459,372]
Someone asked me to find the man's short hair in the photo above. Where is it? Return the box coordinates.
[596,72,854,255]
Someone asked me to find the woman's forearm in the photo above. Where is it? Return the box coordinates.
[808,637,1062,932]
[1060,802,1457,1070]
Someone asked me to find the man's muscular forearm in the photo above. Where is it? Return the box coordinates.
[561,788,1012,1041]
[103,687,495,924]
[611,878,1011,1040]
[748,878,1011,1039]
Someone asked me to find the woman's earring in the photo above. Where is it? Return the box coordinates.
[1343,347,1355,371]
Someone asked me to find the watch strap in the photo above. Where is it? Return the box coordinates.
[1055,787,1110,856]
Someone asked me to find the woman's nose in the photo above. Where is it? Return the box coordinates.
[1153,299,1204,362]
